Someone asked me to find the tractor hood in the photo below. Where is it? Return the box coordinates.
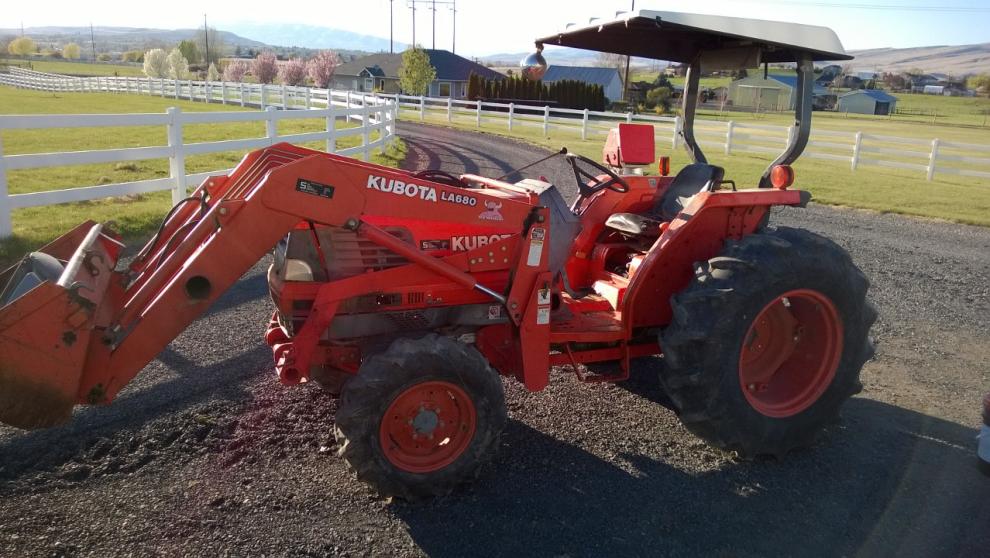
[535,9,852,65]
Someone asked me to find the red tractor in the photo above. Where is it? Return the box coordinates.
[0,12,875,499]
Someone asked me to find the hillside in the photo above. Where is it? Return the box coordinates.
[833,43,989,76]
[0,26,266,52]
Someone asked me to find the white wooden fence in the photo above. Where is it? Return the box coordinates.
[384,92,990,183]
[0,69,398,237]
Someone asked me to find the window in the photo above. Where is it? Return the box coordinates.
[364,78,374,91]
[438,82,451,97]
[460,82,467,98]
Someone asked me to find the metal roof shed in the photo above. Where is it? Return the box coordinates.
[837,89,898,116]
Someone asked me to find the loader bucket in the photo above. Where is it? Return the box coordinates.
[0,222,121,429]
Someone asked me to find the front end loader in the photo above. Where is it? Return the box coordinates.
[1,11,876,499]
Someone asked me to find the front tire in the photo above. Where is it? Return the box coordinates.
[334,334,506,499]
[659,227,877,457]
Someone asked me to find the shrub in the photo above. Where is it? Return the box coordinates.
[63,43,81,60]
[7,37,36,56]
[222,60,248,82]
[165,48,190,80]
[143,49,168,78]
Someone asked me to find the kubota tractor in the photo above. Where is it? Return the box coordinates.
[0,11,876,499]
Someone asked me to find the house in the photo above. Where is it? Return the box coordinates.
[664,64,688,77]
[331,49,503,99]
[837,89,898,116]
[727,74,828,111]
[541,66,624,103]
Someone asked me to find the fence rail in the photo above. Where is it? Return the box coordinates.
[0,68,399,237]
[379,92,990,183]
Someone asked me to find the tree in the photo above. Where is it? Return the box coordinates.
[398,47,436,96]
[196,27,225,66]
[278,58,307,86]
[206,62,220,81]
[252,51,278,84]
[143,48,169,78]
[8,37,36,55]
[645,86,673,113]
[223,60,248,82]
[595,51,626,73]
[122,50,144,63]
[307,50,341,88]
[62,43,81,60]
[166,48,190,80]
[178,40,200,64]
[968,74,990,98]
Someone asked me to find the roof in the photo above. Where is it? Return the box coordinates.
[736,74,828,95]
[362,66,385,77]
[335,49,502,81]
[536,10,852,64]
[840,89,897,102]
[541,66,620,87]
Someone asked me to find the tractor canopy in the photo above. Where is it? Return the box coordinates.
[530,10,853,187]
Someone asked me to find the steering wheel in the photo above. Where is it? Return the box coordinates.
[413,169,472,188]
[565,153,630,197]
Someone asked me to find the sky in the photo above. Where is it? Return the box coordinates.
[4,0,990,56]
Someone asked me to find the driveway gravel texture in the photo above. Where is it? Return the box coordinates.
[2,122,989,558]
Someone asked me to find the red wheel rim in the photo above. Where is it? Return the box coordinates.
[379,381,477,473]
[738,289,843,418]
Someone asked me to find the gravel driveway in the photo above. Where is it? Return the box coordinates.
[1,122,988,557]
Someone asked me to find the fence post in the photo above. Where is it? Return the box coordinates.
[326,101,337,153]
[265,106,278,145]
[305,88,312,110]
[0,131,11,238]
[447,97,453,122]
[476,100,483,128]
[146,77,151,96]
[725,121,735,155]
[261,84,267,109]
[420,95,426,121]
[363,105,372,161]
[160,78,166,98]
[927,138,940,181]
[221,81,227,105]
[581,108,589,140]
[281,84,288,109]
[187,80,193,101]
[543,105,550,136]
[166,107,187,206]
[345,91,353,122]
[174,79,179,100]
[626,112,633,124]
[378,100,388,154]
[851,131,863,171]
[508,103,515,131]
[672,116,681,149]
[240,83,245,107]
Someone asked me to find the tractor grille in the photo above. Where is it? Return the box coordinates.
[326,229,410,279]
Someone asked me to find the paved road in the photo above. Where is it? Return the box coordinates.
[1,122,988,557]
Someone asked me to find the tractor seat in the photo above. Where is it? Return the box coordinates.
[605,163,725,236]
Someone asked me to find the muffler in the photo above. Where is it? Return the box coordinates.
[0,222,122,429]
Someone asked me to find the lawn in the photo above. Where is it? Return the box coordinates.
[0,58,145,77]
[401,107,990,227]
[0,86,406,265]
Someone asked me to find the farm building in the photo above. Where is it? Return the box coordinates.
[541,66,624,102]
[331,49,502,99]
[727,74,828,111]
[837,89,898,115]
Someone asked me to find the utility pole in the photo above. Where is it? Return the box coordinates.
[204,14,210,69]
[409,1,416,47]
[89,23,96,61]
[622,0,634,102]
[390,0,395,53]
[450,0,456,54]
[432,0,436,50]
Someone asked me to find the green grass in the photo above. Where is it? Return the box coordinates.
[1,58,145,77]
[0,86,407,266]
[403,108,990,227]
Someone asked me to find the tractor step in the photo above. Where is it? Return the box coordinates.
[550,295,624,343]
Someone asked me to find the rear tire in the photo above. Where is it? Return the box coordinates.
[659,227,877,457]
[334,334,506,499]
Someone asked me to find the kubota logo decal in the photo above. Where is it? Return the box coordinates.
[451,234,512,251]
[366,175,477,206]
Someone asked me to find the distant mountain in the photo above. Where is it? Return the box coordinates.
[847,43,990,76]
[0,26,266,52]
[479,47,607,67]
[221,23,404,53]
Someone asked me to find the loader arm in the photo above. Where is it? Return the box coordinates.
[0,143,535,429]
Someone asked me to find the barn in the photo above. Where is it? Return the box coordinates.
[727,74,828,111]
[837,89,898,116]
[541,66,624,103]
